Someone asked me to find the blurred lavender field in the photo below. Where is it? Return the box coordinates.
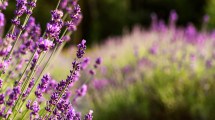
[51,12,215,120]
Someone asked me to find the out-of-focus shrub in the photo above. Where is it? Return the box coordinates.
[71,17,215,119]
[4,0,208,45]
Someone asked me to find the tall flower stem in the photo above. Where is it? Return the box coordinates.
[5,1,37,60]
[56,0,61,10]
[15,51,36,85]
[20,109,29,120]
[45,63,79,119]
[19,44,59,116]
[6,54,42,120]
[21,30,69,119]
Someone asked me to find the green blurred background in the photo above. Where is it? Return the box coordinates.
[5,0,215,45]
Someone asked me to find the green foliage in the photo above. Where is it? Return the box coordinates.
[92,69,215,120]
[80,27,215,120]
[206,0,215,29]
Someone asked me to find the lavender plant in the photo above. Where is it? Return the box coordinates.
[0,0,93,119]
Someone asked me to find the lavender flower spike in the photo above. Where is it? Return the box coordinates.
[77,39,86,59]
[84,110,93,120]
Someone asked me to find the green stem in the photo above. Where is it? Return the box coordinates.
[16,45,59,117]
[6,54,42,120]
[56,0,62,10]
[16,51,36,86]
[45,58,79,118]
[20,110,29,120]
[4,0,37,61]
[5,13,32,60]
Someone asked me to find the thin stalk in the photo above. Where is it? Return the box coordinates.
[53,32,71,60]
[19,29,69,118]
[5,31,19,59]
[12,97,36,120]
[45,70,73,119]
[5,13,32,60]
[16,51,36,85]
[21,45,59,104]
[18,46,58,119]
[5,0,38,60]
[56,0,61,10]
[45,58,79,118]
[6,54,42,120]
[20,110,29,120]
[12,14,68,120]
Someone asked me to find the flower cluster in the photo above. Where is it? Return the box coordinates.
[35,74,51,98]
[0,0,94,119]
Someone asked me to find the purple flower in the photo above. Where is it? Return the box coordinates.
[7,86,21,106]
[81,57,90,70]
[38,38,54,52]
[30,51,39,70]
[30,24,41,41]
[45,79,57,93]
[93,79,108,90]
[89,69,95,76]
[66,108,76,119]
[73,84,87,102]
[149,45,158,55]
[0,1,8,10]
[185,24,197,43]
[11,18,21,26]
[0,107,6,118]
[94,57,102,68]
[95,57,102,65]
[35,74,51,98]
[49,92,59,105]
[0,94,5,104]
[56,99,69,113]
[65,21,77,31]
[25,17,36,31]
[38,74,51,91]
[0,59,10,73]
[26,100,31,109]
[77,39,86,59]
[15,0,27,16]
[84,110,93,120]
[203,15,210,23]
[17,40,33,55]
[46,22,62,39]
[30,101,40,115]
[0,79,2,88]
[60,0,68,9]
[76,84,87,97]
[0,12,5,27]
[27,1,36,7]
[70,4,82,25]
[51,10,63,21]
[46,10,63,39]
[170,10,178,22]
[56,80,67,92]
[64,2,82,32]
[62,92,71,100]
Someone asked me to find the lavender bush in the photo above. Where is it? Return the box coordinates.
[58,11,215,120]
[0,0,93,119]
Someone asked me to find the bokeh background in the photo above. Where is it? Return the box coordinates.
[4,0,215,44]
[4,0,215,120]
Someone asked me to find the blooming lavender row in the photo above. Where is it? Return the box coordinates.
[0,0,94,119]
